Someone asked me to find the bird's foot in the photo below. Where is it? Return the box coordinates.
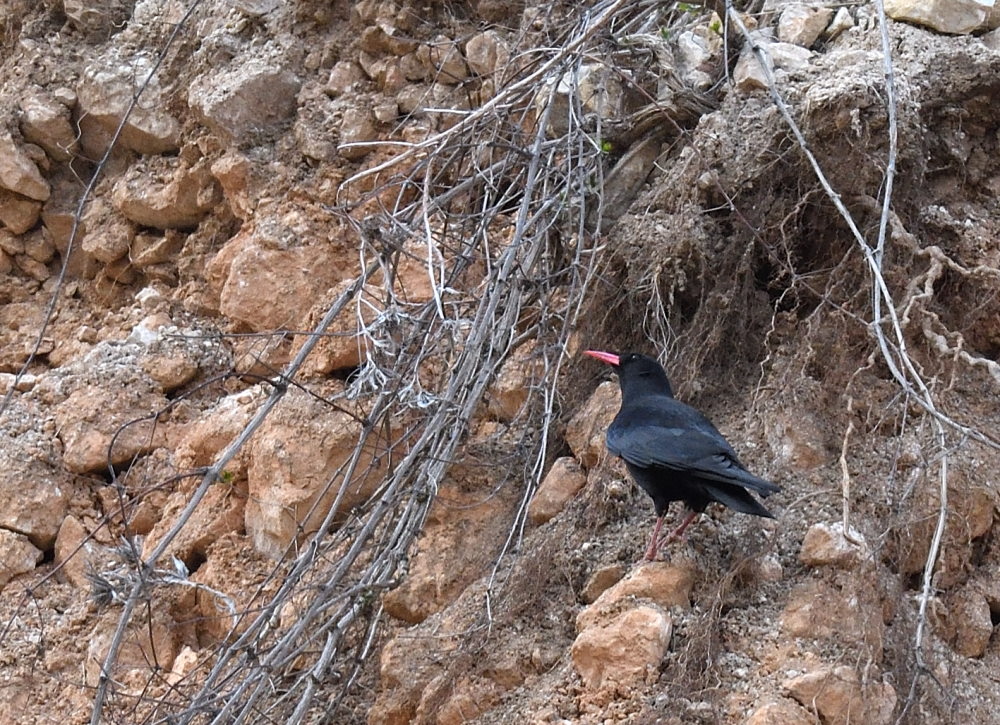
[642,540,660,561]
[654,531,686,552]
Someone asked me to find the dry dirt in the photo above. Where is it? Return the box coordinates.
[1,1,1000,724]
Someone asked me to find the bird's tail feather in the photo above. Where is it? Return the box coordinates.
[703,483,775,518]
[695,466,781,497]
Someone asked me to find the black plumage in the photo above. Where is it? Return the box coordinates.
[585,350,780,560]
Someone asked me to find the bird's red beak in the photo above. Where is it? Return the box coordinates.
[584,349,620,366]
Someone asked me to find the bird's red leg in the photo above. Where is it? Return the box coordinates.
[644,516,665,561]
[656,510,700,550]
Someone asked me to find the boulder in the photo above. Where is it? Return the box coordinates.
[885,0,992,34]
[527,456,587,525]
[207,224,343,332]
[18,89,79,161]
[189,57,301,141]
[0,530,44,587]
[799,521,869,568]
[565,381,619,468]
[112,158,221,229]
[245,388,393,558]
[577,561,693,630]
[746,700,816,725]
[0,189,42,234]
[778,4,834,47]
[77,58,181,154]
[571,606,672,690]
[784,665,896,725]
[0,130,50,201]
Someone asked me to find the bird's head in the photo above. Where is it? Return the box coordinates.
[584,350,674,399]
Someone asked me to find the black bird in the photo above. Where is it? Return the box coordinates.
[585,350,780,560]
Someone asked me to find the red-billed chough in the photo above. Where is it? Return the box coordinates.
[585,350,780,561]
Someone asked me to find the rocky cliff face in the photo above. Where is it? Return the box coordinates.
[2,1,1000,723]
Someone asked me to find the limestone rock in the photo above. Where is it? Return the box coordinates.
[398,53,427,82]
[0,130,50,201]
[210,153,255,220]
[359,23,418,56]
[0,229,22,258]
[143,479,247,580]
[40,193,85,264]
[14,253,50,281]
[63,0,131,37]
[488,341,543,422]
[419,675,502,725]
[766,407,828,470]
[578,561,693,630]
[781,577,884,656]
[373,101,399,123]
[825,7,855,39]
[55,382,167,474]
[48,340,171,474]
[0,372,36,394]
[77,58,181,155]
[245,388,392,558]
[541,63,627,136]
[784,665,896,725]
[189,57,301,140]
[339,107,378,160]
[293,280,374,373]
[130,230,185,268]
[174,389,259,474]
[18,89,78,162]
[571,606,672,690]
[370,625,444,724]
[166,646,200,687]
[112,158,221,229]
[207,225,342,333]
[884,0,993,34]
[81,198,134,263]
[565,381,620,468]
[581,564,626,604]
[676,23,723,90]
[141,353,199,393]
[0,402,70,550]
[799,521,869,568]
[22,231,54,263]
[753,553,785,582]
[986,24,1000,49]
[943,587,993,658]
[182,535,271,644]
[358,53,407,93]
[420,36,469,84]
[734,37,813,92]
[382,480,515,624]
[234,0,280,15]
[528,456,587,525]
[746,699,815,725]
[465,31,510,77]
[54,515,112,590]
[0,189,42,234]
[327,61,367,96]
[778,4,834,47]
[293,235,443,374]
[84,609,178,687]
[0,529,44,588]
[895,469,995,588]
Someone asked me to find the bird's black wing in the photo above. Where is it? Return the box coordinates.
[607,398,780,496]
